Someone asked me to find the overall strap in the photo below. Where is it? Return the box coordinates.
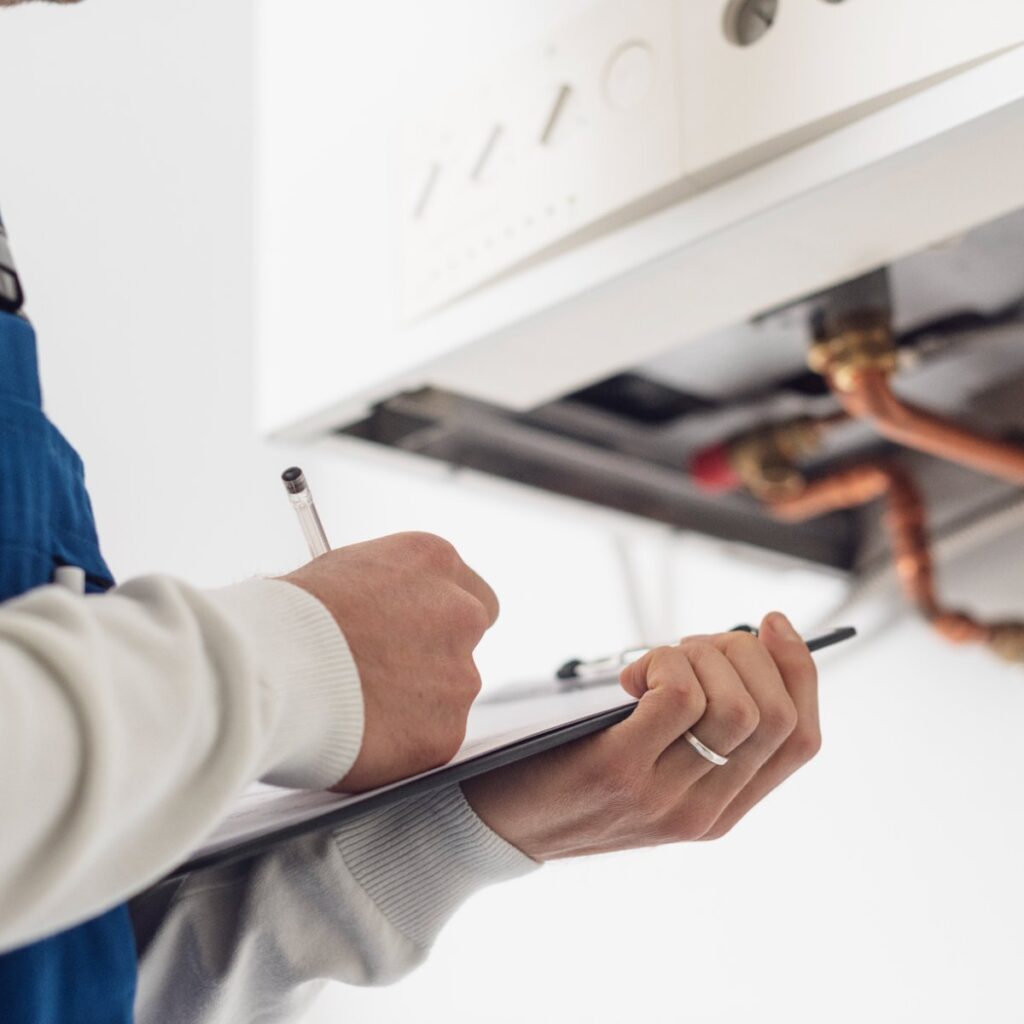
[0,310,42,408]
[0,208,38,407]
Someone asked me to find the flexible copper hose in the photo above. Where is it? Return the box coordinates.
[770,462,992,646]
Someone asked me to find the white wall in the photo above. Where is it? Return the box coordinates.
[2,2,1024,1022]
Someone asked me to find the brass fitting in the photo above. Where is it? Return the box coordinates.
[987,622,1024,663]
[730,418,824,500]
[807,326,899,393]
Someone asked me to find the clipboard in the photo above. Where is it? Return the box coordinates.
[166,626,855,883]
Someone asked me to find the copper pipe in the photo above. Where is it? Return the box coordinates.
[769,463,891,521]
[840,368,1024,485]
[809,327,1024,485]
[771,462,993,647]
[778,291,1024,658]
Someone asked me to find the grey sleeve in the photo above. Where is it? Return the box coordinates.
[132,786,538,1024]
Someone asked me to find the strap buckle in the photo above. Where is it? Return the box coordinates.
[0,226,25,314]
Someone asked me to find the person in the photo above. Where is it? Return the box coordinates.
[0,2,823,1021]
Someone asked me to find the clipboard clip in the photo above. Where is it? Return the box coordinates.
[556,624,759,684]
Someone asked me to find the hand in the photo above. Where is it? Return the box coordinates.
[281,532,499,792]
[462,612,820,860]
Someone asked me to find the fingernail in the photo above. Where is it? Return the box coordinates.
[766,612,800,641]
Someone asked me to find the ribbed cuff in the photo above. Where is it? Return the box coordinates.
[206,578,363,790]
[332,786,538,949]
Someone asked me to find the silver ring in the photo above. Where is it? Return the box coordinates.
[683,730,729,766]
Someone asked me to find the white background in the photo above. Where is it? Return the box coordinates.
[2,2,1024,1022]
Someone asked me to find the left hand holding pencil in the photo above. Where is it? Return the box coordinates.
[281,532,500,792]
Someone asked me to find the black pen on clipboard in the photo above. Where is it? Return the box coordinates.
[476,624,858,707]
[281,467,331,558]
[556,625,857,683]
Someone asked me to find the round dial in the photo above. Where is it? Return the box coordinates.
[725,0,779,47]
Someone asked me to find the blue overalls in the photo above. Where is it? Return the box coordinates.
[0,215,138,1021]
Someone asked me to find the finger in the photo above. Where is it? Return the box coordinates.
[453,560,501,629]
[610,646,707,761]
[699,612,822,839]
[619,648,656,699]
[619,633,716,698]
[654,641,759,774]
[710,630,797,761]
[684,629,798,811]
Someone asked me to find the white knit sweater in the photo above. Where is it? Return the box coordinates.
[0,575,536,1021]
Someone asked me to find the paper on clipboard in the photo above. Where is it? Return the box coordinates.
[188,672,633,867]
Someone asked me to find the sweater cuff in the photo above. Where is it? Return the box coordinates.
[205,578,363,790]
[332,786,538,950]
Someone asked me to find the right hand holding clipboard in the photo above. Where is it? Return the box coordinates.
[461,612,826,860]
